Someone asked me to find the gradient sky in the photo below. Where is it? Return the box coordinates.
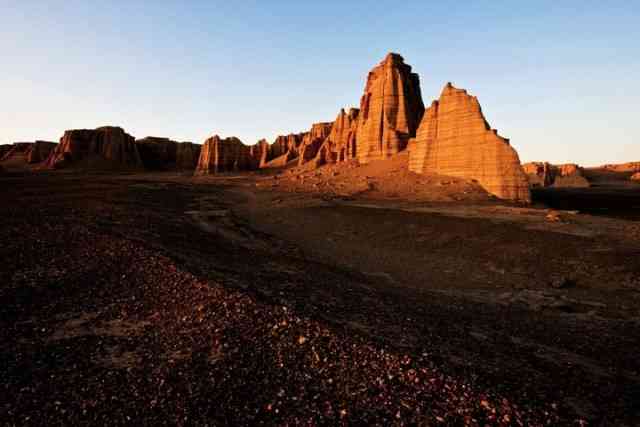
[1,0,638,166]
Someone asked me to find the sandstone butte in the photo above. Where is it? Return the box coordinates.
[522,162,589,188]
[408,83,530,202]
[135,137,201,170]
[356,53,425,164]
[45,126,142,169]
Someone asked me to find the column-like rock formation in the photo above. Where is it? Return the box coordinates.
[297,122,332,166]
[408,83,530,202]
[136,137,201,170]
[45,127,141,169]
[356,53,424,164]
[195,135,261,174]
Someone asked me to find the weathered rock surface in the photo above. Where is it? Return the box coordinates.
[523,162,589,188]
[409,83,530,202]
[356,53,424,164]
[631,172,640,181]
[26,141,57,164]
[298,122,332,166]
[261,134,303,168]
[136,137,201,170]
[45,127,141,169]
[196,135,262,174]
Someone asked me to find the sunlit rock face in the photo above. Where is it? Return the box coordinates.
[195,135,261,174]
[523,162,589,188]
[297,122,333,166]
[45,127,141,169]
[409,83,530,202]
[356,53,424,164]
[260,133,304,168]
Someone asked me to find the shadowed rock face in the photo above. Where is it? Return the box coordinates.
[45,127,141,169]
[0,141,57,167]
[523,162,589,188]
[136,137,201,170]
[26,141,57,164]
[261,134,304,168]
[631,172,640,181]
[409,83,530,202]
[356,53,424,164]
[196,136,263,174]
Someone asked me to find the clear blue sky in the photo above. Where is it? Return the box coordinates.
[1,0,638,166]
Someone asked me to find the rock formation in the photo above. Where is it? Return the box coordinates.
[297,122,332,166]
[136,137,201,170]
[25,141,57,164]
[195,136,263,174]
[523,162,589,188]
[0,144,13,160]
[260,134,303,168]
[408,83,530,202]
[631,172,640,181]
[601,162,640,173]
[356,53,424,164]
[45,127,141,169]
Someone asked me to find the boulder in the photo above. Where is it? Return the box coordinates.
[45,127,141,169]
[195,135,260,174]
[356,53,424,164]
[408,83,530,202]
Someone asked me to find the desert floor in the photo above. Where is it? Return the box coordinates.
[1,169,639,425]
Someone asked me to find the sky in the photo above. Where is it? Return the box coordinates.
[0,0,638,166]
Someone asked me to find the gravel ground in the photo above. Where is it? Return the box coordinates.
[3,171,636,425]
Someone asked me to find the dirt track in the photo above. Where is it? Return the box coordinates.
[1,171,640,425]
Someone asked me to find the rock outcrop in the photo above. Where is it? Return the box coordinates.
[26,141,57,164]
[408,83,530,202]
[297,122,332,166]
[0,144,13,160]
[195,136,263,174]
[45,127,141,169]
[601,162,640,173]
[261,134,303,168]
[631,172,640,181]
[135,137,201,170]
[356,53,424,164]
[523,162,589,188]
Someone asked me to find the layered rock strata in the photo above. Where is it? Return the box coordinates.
[45,127,141,169]
[356,53,424,164]
[195,136,263,174]
[408,83,530,202]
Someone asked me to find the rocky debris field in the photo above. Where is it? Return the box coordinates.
[2,172,639,425]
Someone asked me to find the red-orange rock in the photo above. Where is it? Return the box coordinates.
[356,53,424,164]
[45,127,141,169]
[136,137,201,170]
[261,133,304,168]
[522,162,589,188]
[195,135,261,174]
[601,162,640,173]
[409,83,530,202]
[297,122,333,166]
[631,172,640,181]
